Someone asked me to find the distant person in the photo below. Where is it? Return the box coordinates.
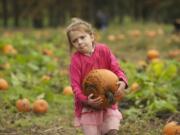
[66,18,128,135]
[173,18,180,33]
[95,10,108,30]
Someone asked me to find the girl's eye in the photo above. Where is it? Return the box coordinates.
[72,35,86,44]
[72,39,77,44]
[80,36,85,39]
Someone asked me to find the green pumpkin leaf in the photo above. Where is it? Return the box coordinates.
[161,64,177,80]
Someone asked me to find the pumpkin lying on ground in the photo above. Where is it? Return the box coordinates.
[2,44,17,55]
[16,98,31,112]
[32,99,48,114]
[63,86,73,96]
[0,78,9,91]
[163,121,180,135]
[83,69,123,109]
[147,49,160,61]
[130,82,140,92]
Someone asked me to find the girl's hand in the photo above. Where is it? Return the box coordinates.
[115,81,126,97]
[87,94,103,110]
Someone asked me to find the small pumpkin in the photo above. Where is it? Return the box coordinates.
[41,75,51,81]
[107,34,116,41]
[32,99,48,114]
[16,98,31,112]
[130,82,139,92]
[42,49,53,56]
[0,78,9,91]
[145,31,157,38]
[163,121,180,135]
[3,44,17,54]
[63,86,73,96]
[0,62,10,70]
[168,49,180,59]
[129,30,141,37]
[83,69,122,109]
[137,60,147,69]
[147,49,160,61]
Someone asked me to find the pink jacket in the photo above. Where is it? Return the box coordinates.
[69,43,128,117]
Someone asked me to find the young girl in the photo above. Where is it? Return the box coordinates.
[66,18,128,135]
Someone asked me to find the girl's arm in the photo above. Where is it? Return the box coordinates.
[108,48,128,88]
[70,63,103,109]
[70,57,88,103]
[70,56,103,108]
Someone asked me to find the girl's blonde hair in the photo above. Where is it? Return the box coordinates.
[66,18,94,52]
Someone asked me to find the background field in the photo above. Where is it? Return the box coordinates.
[0,21,180,135]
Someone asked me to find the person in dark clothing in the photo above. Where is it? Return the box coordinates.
[95,10,108,30]
[173,18,180,33]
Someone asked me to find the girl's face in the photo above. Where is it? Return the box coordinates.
[69,30,94,55]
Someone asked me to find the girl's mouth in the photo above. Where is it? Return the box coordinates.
[79,46,86,50]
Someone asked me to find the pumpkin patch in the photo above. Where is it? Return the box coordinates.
[0,22,179,135]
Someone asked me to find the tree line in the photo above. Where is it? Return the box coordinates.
[1,0,180,28]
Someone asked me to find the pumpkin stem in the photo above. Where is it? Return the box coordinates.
[105,91,115,105]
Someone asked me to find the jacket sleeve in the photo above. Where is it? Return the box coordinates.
[69,56,88,103]
[107,47,128,88]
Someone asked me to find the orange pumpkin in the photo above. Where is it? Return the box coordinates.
[107,35,116,41]
[145,31,157,38]
[41,75,51,81]
[137,60,147,71]
[63,86,73,96]
[163,121,180,135]
[129,30,141,37]
[3,44,17,54]
[42,49,53,56]
[0,78,9,91]
[0,63,10,70]
[130,82,139,92]
[16,98,31,112]
[116,34,126,41]
[83,69,122,109]
[168,49,180,59]
[32,99,48,114]
[147,49,160,61]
